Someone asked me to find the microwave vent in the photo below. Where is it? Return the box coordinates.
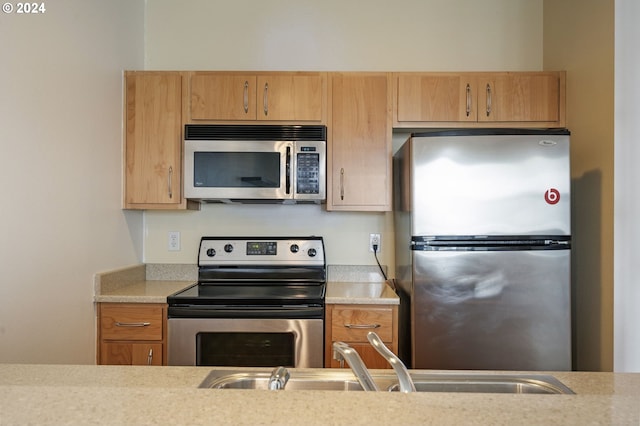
[185,125,326,141]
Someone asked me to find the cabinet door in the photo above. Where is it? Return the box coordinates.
[101,342,163,366]
[478,72,562,123]
[328,73,391,211]
[124,72,183,208]
[257,74,324,121]
[190,73,257,120]
[395,73,477,123]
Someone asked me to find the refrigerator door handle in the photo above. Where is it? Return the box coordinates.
[411,235,571,251]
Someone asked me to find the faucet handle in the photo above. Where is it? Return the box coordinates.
[332,341,380,391]
[367,332,416,393]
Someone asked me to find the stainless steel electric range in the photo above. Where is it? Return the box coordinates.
[167,236,326,368]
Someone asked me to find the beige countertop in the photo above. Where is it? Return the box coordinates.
[325,281,399,305]
[96,280,398,305]
[94,264,398,305]
[1,364,639,425]
[95,280,195,303]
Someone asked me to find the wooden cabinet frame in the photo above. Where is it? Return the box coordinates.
[392,71,566,128]
[123,71,199,210]
[326,72,393,211]
[187,71,328,124]
[96,303,168,366]
[325,304,399,369]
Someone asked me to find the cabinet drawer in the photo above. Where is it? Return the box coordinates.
[100,304,163,341]
[331,306,393,342]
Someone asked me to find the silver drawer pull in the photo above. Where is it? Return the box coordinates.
[344,323,381,329]
[115,322,151,327]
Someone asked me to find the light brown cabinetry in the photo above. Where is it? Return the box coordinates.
[325,304,398,369]
[97,303,167,366]
[327,73,392,211]
[393,71,566,128]
[189,72,326,123]
[123,71,193,210]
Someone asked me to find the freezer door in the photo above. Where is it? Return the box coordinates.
[410,249,571,370]
[410,134,570,236]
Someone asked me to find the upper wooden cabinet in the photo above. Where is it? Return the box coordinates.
[327,73,392,211]
[395,73,478,123]
[189,72,326,123]
[393,71,566,128]
[124,71,194,210]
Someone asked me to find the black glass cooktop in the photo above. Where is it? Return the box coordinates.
[168,283,326,306]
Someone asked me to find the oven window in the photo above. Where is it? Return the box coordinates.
[193,152,280,188]
[196,332,295,367]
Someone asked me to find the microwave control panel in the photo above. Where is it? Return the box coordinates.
[296,151,320,194]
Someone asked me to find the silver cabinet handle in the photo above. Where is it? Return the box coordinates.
[243,81,249,113]
[167,166,173,199]
[465,83,472,117]
[344,323,381,329]
[340,168,345,200]
[115,322,151,327]
[147,348,153,366]
[263,82,269,116]
[486,83,492,117]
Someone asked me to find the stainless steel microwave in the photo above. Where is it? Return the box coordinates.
[184,125,326,203]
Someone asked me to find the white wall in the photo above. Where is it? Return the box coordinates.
[614,0,640,372]
[0,0,145,363]
[143,0,544,271]
[145,0,542,72]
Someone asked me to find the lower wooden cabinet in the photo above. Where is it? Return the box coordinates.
[325,304,398,369]
[97,303,167,366]
[100,342,163,366]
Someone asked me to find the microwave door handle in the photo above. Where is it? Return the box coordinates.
[285,146,291,195]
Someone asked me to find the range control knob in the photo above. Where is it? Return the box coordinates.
[224,244,234,253]
[290,244,299,253]
[307,248,317,257]
[206,248,216,257]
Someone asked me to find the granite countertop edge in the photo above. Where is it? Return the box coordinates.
[1,364,639,425]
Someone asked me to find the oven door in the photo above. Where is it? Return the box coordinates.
[184,140,292,200]
[168,318,324,368]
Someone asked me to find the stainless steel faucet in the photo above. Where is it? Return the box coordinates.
[367,332,416,393]
[268,366,290,390]
[332,341,380,391]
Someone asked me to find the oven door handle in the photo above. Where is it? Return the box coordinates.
[285,145,292,195]
[168,306,324,319]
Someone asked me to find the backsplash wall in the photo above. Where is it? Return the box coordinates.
[144,203,395,272]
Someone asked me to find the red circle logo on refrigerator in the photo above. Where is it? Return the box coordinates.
[544,188,560,205]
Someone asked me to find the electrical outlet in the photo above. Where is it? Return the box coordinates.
[168,231,181,251]
[369,233,381,253]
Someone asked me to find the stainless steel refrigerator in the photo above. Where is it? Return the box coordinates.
[393,129,571,371]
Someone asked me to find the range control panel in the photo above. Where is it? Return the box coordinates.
[198,236,325,266]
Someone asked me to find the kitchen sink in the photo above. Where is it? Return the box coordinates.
[198,369,575,394]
